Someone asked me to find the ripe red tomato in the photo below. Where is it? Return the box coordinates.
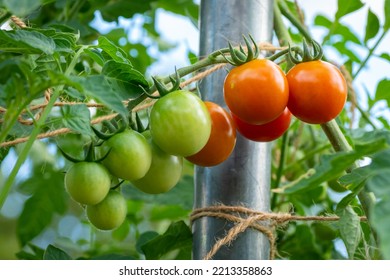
[186,101,236,166]
[223,59,289,125]
[286,60,347,124]
[233,107,291,142]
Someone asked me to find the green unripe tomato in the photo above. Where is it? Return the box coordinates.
[101,129,152,181]
[132,131,183,194]
[86,190,127,230]
[64,161,111,205]
[150,90,212,157]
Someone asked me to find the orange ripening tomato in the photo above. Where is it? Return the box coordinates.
[286,60,347,124]
[233,107,292,142]
[186,101,236,167]
[223,59,289,125]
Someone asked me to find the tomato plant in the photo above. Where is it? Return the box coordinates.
[150,90,212,157]
[286,60,347,124]
[186,101,236,166]
[64,161,111,205]
[232,107,291,142]
[86,190,127,231]
[101,130,152,181]
[131,131,183,194]
[223,59,289,125]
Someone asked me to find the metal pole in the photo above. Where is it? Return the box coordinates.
[193,0,274,260]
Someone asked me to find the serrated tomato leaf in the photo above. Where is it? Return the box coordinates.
[61,104,94,136]
[98,36,131,64]
[16,167,67,246]
[336,205,362,259]
[364,9,380,43]
[2,0,41,17]
[102,60,148,100]
[43,245,72,260]
[281,133,388,194]
[141,221,192,260]
[72,75,128,116]
[336,0,364,20]
[0,29,56,54]
[371,199,390,259]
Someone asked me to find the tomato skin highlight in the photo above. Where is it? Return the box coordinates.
[186,101,236,166]
[233,107,292,142]
[224,59,289,125]
[65,161,111,205]
[101,130,152,181]
[131,131,183,194]
[86,190,127,231]
[150,90,212,157]
[286,60,347,124]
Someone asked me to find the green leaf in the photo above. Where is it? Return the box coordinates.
[141,221,192,260]
[379,53,390,62]
[315,15,361,45]
[15,243,45,260]
[102,60,148,100]
[367,170,390,197]
[157,0,199,27]
[375,79,390,105]
[16,167,67,246]
[371,198,390,259]
[281,134,388,194]
[98,36,131,64]
[72,75,128,116]
[0,29,56,54]
[314,15,332,28]
[136,231,159,254]
[336,205,362,259]
[3,0,41,17]
[364,9,380,43]
[43,245,72,260]
[332,42,361,62]
[385,0,390,30]
[336,0,364,20]
[99,0,154,22]
[61,104,94,136]
[277,224,322,260]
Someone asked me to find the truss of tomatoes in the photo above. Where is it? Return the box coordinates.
[223,58,347,142]
[63,57,347,232]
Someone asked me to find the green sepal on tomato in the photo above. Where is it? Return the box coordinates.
[223,59,289,125]
[131,131,183,194]
[86,190,127,231]
[233,107,292,142]
[100,129,152,181]
[64,161,111,205]
[150,90,212,157]
[286,60,347,124]
[186,101,236,167]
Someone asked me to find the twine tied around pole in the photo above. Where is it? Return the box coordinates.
[190,204,367,260]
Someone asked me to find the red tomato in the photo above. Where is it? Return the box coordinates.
[286,60,347,124]
[223,59,289,125]
[186,101,236,166]
[233,107,291,142]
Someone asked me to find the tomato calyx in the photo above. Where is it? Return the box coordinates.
[220,35,259,66]
[141,69,181,99]
[91,114,129,141]
[288,39,323,64]
[59,141,111,164]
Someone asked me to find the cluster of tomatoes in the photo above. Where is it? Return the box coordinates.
[63,57,347,231]
[223,58,348,143]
